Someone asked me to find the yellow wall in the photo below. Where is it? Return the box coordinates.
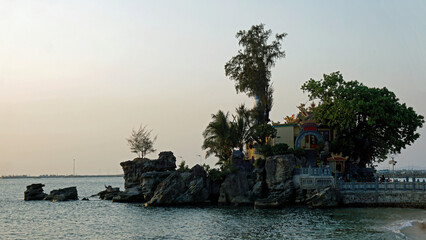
[272,124,298,149]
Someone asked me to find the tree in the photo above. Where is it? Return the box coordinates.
[225,24,286,126]
[230,104,253,152]
[202,106,255,167]
[127,125,157,158]
[202,110,234,166]
[301,72,424,167]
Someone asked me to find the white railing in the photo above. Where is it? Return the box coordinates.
[337,180,426,191]
[294,166,332,176]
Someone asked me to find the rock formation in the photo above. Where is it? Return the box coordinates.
[112,150,310,208]
[254,154,299,208]
[44,187,78,202]
[24,183,47,201]
[113,151,176,202]
[97,185,120,200]
[145,171,185,206]
[306,187,342,208]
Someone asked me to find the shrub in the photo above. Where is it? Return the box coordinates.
[178,161,190,172]
[272,143,290,155]
[253,157,266,168]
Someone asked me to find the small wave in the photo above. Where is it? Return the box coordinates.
[394,220,426,240]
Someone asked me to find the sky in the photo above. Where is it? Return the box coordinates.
[1,0,425,175]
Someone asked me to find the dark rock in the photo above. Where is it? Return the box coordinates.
[82,197,89,201]
[44,187,78,202]
[254,197,282,209]
[254,180,295,208]
[120,151,176,189]
[175,165,210,204]
[112,186,145,203]
[145,171,185,206]
[306,187,342,208]
[218,172,254,205]
[265,154,298,190]
[231,150,253,173]
[97,185,120,200]
[24,183,47,201]
[140,171,172,201]
[114,151,177,203]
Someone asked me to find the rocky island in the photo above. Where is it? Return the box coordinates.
[94,151,330,208]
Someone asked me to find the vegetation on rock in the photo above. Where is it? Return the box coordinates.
[301,71,424,167]
[127,125,157,158]
[203,24,286,166]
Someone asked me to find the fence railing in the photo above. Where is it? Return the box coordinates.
[337,180,426,191]
[294,167,332,176]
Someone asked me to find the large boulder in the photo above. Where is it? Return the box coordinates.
[140,171,172,201]
[306,187,342,208]
[218,172,254,205]
[24,183,47,201]
[231,150,253,173]
[265,154,298,190]
[120,151,176,189]
[254,180,295,208]
[175,165,210,204]
[44,187,78,202]
[145,171,185,206]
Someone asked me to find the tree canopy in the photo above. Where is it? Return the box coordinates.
[301,72,424,167]
[225,24,286,125]
[203,24,286,166]
[127,125,157,159]
[202,106,253,167]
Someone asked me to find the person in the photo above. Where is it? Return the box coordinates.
[379,174,385,183]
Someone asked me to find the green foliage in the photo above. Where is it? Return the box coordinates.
[207,168,224,182]
[225,24,286,126]
[202,110,234,165]
[204,24,286,167]
[127,125,157,158]
[178,161,190,173]
[272,143,290,155]
[251,123,277,146]
[202,106,255,167]
[231,104,254,151]
[257,144,273,157]
[301,72,424,166]
[253,157,266,168]
[201,163,211,173]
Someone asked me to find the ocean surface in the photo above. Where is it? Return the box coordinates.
[1,176,424,240]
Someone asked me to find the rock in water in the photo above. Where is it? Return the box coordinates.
[44,187,78,202]
[218,172,253,205]
[306,187,342,208]
[97,185,120,200]
[120,151,176,189]
[145,171,185,206]
[115,151,177,202]
[24,183,47,201]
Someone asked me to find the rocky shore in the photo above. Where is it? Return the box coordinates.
[94,150,325,208]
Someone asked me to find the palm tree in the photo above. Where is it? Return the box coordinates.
[231,104,253,152]
[202,110,234,166]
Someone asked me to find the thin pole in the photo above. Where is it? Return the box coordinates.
[73,159,75,176]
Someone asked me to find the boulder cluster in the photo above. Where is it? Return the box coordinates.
[98,150,337,208]
[24,184,78,202]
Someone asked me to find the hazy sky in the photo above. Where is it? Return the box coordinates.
[1,0,425,175]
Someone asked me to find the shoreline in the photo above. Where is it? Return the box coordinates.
[1,174,123,179]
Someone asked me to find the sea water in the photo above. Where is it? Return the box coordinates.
[0,177,424,240]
